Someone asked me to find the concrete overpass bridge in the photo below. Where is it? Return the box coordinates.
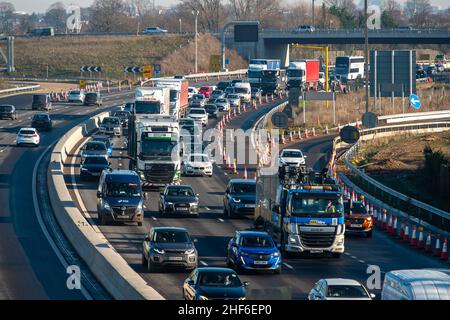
[225,28,450,67]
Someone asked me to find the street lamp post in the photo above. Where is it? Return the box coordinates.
[192,10,199,73]
[364,0,369,113]
[179,18,182,34]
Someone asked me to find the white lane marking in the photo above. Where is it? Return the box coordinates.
[283,262,294,270]
[218,218,224,222]
[358,259,365,264]
[32,142,93,300]
[344,252,351,256]
[204,206,211,211]
[143,205,147,209]
[70,138,103,234]
[200,260,208,266]
[350,255,357,259]
[151,216,157,221]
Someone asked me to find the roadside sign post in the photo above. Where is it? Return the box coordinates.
[303,91,337,125]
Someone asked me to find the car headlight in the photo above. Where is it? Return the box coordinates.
[153,248,165,254]
[288,235,298,244]
[273,251,280,257]
[336,224,345,235]
[239,251,249,256]
[239,297,246,300]
[199,295,209,300]
[185,248,195,255]
[104,202,111,210]
[190,202,198,208]
[80,167,88,171]
[232,198,241,203]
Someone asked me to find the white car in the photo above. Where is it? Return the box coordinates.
[188,87,198,99]
[142,27,168,34]
[214,98,230,112]
[16,127,40,147]
[227,94,241,108]
[308,278,375,300]
[278,148,306,167]
[293,24,316,33]
[182,153,213,177]
[187,108,208,126]
[68,90,85,103]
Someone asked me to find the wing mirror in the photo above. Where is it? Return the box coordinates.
[96,191,102,198]
[370,293,376,299]
[193,238,198,243]
[144,236,150,242]
[243,281,249,287]
[187,279,195,286]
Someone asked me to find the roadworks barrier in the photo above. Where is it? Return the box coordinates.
[47,110,164,300]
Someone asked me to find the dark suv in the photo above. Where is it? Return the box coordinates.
[32,94,52,111]
[0,104,17,120]
[84,92,103,106]
[96,170,144,226]
[31,113,52,131]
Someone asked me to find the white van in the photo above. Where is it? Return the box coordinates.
[381,269,450,300]
[233,82,251,103]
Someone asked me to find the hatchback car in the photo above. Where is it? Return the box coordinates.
[142,26,168,34]
[91,135,113,156]
[205,104,219,118]
[0,104,17,120]
[308,278,375,300]
[210,90,225,100]
[142,227,198,272]
[99,116,122,136]
[81,141,109,160]
[227,94,241,108]
[83,92,102,106]
[31,113,52,131]
[183,267,248,300]
[198,86,213,98]
[80,155,110,180]
[112,110,130,127]
[159,185,200,217]
[187,108,208,126]
[293,24,316,33]
[188,87,198,98]
[214,98,230,112]
[190,94,206,107]
[278,148,306,167]
[32,94,52,111]
[16,127,40,147]
[223,179,256,218]
[227,231,281,274]
[182,153,213,177]
[68,90,85,104]
[344,200,373,237]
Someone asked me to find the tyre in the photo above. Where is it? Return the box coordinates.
[226,257,233,267]
[142,253,147,266]
[332,252,342,259]
[274,265,282,275]
[137,221,143,227]
[366,230,373,238]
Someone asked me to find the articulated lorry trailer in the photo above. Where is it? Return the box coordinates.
[254,165,345,258]
[154,79,189,119]
[287,60,320,91]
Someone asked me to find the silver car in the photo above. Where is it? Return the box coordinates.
[68,90,85,103]
[227,94,241,108]
[142,227,198,272]
[213,98,230,112]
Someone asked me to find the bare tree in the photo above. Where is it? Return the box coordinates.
[0,2,15,34]
[228,0,281,28]
[89,0,135,32]
[179,0,222,32]
[44,2,67,33]
[404,0,432,27]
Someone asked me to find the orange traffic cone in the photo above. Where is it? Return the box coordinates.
[403,225,410,242]
[417,229,424,249]
[391,215,398,236]
[232,159,238,174]
[387,214,393,234]
[303,128,309,139]
[410,225,417,246]
[312,127,317,137]
[441,238,448,261]
[223,147,227,162]
[226,155,231,169]
[425,233,432,253]
[433,235,441,257]
[243,167,248,179]
[289,131,293,142]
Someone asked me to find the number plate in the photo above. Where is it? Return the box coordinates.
[92,172,101,176]
[351,224,362,228]
[245,204,255,208]
[177,207,189,211]
[168,256,183,261]
[310,250,323,254]
[116,215,129,219]
[253,260,268,265]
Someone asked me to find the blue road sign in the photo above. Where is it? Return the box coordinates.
[409,94,421,109]
[225,58,230,65]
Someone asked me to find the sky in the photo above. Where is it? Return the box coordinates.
[10,0,450,14]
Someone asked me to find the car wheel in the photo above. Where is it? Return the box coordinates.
[274,265,282,274]
[137,222,143,227]
[147,259,156,273]
[332,253,342,259]
[366,230,373,238]
[142,253,147,266]
[226,257,233,267]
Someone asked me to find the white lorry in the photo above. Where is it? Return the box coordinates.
[154,79,189,120]
[134,87,170,115]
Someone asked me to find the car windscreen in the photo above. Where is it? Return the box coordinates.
[0,105,12,112]
[85,142,107,151]
[282,151,302,158]
[102,117,120,125]
[153,230,190,243]
[83,157,108,165]
[166,187,195,197]
[32,114,49,120]
[113,112,129,118]
[19,129,35,135]
[200,87,209,91]
[327,285,368,298]
[32,95,47,103]
[106,181,141,197]
[135,100,161,114]
[205,105,217,111]
[70,91,80,95]
[85,93,98,99]
[344,201,366,214]
[193,94,204,100]
[291,195,344,217]
[199,271,242,287]
[92,138,111,147]
[188,155,209,162]
[189,109,206,115]
[234,87,248,94]
[228,95,239,99]
[231,183,256,194]
[212,90,222,95]
[216,99,227,103]
[240,235,274,248]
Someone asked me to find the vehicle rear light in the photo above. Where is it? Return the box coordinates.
[32,134,38,137]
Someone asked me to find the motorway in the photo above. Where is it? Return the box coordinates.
[0,89,135,299]
[64,94,450,299]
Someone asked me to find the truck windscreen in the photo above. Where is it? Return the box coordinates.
[287,69,304,77]
[290,195,343,217]
[170,90,178,102]
[140,139,178,157]
[135,101,161,114]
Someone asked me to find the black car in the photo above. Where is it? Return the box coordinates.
[205,104,219,118]
[217,81,231,91]
[183,267,248,300]
[0,104,17,120]
[31,113,52,131]
[112,111,130,127]
[159,185,199,217]
[32,94,52,111]
[84,92,103,106]
[80,155,110,180]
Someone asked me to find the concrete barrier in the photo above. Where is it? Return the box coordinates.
[47,111,164,300]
